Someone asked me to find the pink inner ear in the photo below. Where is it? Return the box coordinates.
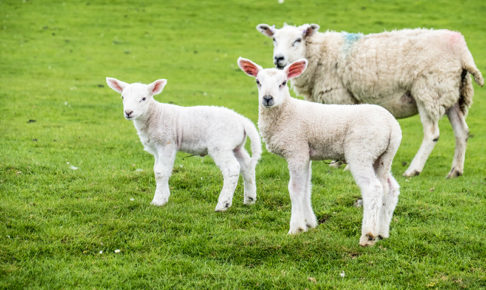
[287,62,306,78]
[109,80,124,92]
[240,61,259,77]
[152,81,165,93]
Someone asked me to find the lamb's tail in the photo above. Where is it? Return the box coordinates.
[457,35,483,116]
[242,117,261,168]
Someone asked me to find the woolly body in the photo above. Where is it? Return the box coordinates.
[258,24,483,178]
[238,58,402,246]
[106,78,261,211]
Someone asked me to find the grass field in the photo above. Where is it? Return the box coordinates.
[1,0,485,288]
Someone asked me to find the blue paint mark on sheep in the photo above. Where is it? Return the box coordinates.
[342,32,363,56]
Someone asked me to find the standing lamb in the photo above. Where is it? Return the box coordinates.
[238,57,402,246]
[256,23,484,178]
[106,77,261,211]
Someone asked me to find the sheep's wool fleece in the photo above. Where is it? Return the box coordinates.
[294,28,482,120]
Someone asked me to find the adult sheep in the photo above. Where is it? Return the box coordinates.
[256,23,483,178]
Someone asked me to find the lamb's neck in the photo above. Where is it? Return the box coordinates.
[132,101,161,134]
[258,95,292,140]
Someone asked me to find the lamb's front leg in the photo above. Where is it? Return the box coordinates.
[151,146,176,207]
[287,158,311,234]
[303,161,317,229]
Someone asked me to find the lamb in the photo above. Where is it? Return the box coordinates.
[106,77,261,211]
[238,57,402,246]
[256,23,484,178]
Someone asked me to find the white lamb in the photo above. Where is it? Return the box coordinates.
[238,57,402,246]
[106,77,261,211]
[256,23,484,178]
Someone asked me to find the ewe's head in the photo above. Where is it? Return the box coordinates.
[238,57,307,109]
[106,77,166,120]
[256,23,319,69]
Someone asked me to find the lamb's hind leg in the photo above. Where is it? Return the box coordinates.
[348,162,383,246]
[404,104,440,177]
[234,147,257,205]
[446,103,469,178]
[210,149,241,212]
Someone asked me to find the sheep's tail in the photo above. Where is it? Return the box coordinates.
[242,117,261,168]
[457,36,483,116]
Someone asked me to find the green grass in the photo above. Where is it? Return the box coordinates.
[1,0,485,288]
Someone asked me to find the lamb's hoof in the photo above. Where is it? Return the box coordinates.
[403,169,420,177]
[359,233,377,247]
[243,195,256,205]
[305,216,318,229]
[215,201,232,212]
[150,198,168,207]
[446,168,463,179]
[288,223,309,235]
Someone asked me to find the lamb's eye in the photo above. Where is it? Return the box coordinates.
[293,38,302,46]
[142,97,146,101]
[121,96,124,100]
[272,37,276,42]
[256,79,261,86]
[280,81,287,87]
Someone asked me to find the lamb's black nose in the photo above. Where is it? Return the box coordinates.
[262,95,274,107]
[125,110,133,117]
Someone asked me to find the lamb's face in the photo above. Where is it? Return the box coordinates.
[255,69,288,108]
[121,84,154,120]
[106,77,167,121]
[257,24,319,70]
[238,57,308,109]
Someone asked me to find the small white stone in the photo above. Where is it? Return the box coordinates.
[130,198,135,201]
[99,250,103,254]
[340,271,345,278]
[114,249,121,253]
[70,165,78,170]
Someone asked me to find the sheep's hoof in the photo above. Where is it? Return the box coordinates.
[446,168,463,179]
[359,233,377,247]
[215,202,231,212]
[403,169,420,177]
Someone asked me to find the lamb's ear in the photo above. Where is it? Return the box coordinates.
[285,59,308,79]
[106,77,128,94]
[148,79,167,95]
[238,57,262,78]
[302,24,319,38]
[256,24,276,37]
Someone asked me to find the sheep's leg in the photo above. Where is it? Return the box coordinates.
[446,104,469,178]
[234,147,257,205]
[303,161,317,229]
[287,158,311,234]
[348,162,383,246]
[404,106,440,177]
[211,149,241,212]
[151,146,177,206]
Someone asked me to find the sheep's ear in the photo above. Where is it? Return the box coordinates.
[238,57,261,78]
[302,24,319,38]
[148,79,167,95]
[285,59,308,79]
[256,24,275,37]
[106,77,128,94]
